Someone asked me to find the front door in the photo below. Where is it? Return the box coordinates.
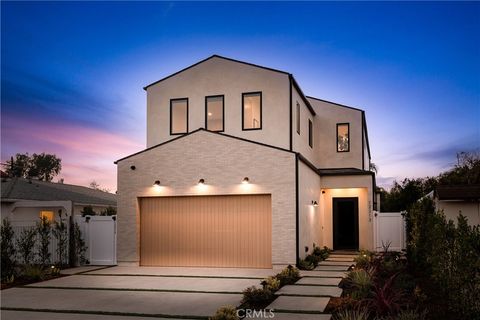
[333,197,359,250]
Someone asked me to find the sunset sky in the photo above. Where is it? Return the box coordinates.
[2,2,479,191]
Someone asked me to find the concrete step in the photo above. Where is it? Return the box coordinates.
[326,257,355,262]
[296,277,342,286]
[266,296,330,313]
[300,270,347,278]
[314,265,350,271]
[271,312,331,319]
[276,285,342,298]
[318,261,353,266]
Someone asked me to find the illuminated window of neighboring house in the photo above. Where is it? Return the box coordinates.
[308,119,313,148]
[205,95,224,132]
[296,102,300,134]
[40,211,54,222]
[337,123,350,152]
[242,92,262,130]
[170,98,188,135]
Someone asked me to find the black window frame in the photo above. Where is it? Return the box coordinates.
[308,119,313,148]
[336,122,350,152]
[296,102,301,135]
[170,98,189,135]
[205,95,225,132]
[241,91,262,131]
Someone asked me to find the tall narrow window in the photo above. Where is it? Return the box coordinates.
[308,119,313,148]
[337,123,350,152]
[296,102,301,134]
[170,98,188,135]
[242,92,262,130]
[205,95,224,132]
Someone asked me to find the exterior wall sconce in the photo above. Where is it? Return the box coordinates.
[130,165,136,170]
[311,201,318,207]
[198,179,205,185]
[321,190,326,194]
[242,177,250,184]
[153,180,161,186]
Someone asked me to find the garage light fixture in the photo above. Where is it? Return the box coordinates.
[153,180,161,186]
[311,200,318,207]
[198,178,205,185]
[242,177,250,184]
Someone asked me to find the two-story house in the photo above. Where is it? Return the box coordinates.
[115,55,375,268]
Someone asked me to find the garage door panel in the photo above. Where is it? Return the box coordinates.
[140,195,272,268]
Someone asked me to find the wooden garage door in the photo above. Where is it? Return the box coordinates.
[140,195,272,268]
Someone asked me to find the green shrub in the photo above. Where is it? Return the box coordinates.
[73,222,87,265]
[241,286,274,310]
[100,206,117,216]
[394,309,427,320]
[22,264,45,281]
[313,245,331,260]
[16,226,37,265]
[345,269,373,300]
[209,305,239,320]
[1,218,17,279]
[36,217,51,266]
[52,213,68,266]
[407,198,480,318]
[276,265,300,286]
[81,206,96,217]
[354,251,373,269]
[298,258,315,270]
[305,253,322,266]
[333,307,370,320]
[261,276,280,292]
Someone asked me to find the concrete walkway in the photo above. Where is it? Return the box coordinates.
[1,266,271,319]
[266,252,355,319]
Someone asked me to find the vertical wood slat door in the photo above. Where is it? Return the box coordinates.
[140,195,272,268]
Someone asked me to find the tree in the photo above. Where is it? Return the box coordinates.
[3,152,61,181]
[81,206,97,217]
[4,154,30,178]
[89,180,110,193]
[438,151,480,185]
[29,153,62,181]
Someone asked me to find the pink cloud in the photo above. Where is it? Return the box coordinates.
[1,113,144,191]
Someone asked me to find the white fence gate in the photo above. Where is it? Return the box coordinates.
[75,215,117,265]
[373,211,407,252]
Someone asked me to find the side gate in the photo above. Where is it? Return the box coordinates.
[75,215,117,265]
[373,211,406,252]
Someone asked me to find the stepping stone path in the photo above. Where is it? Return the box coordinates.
[267,252,357,319]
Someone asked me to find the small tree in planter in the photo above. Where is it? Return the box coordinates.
[73,222,87,265]
[36,217,51,266]
[16,227,37,265]
[100,206,116,216]
[1,218,17,280]
[52,212,68,266]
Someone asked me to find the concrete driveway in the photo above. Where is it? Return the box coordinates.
[1,266,277,320]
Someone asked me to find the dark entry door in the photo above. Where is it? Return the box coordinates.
[333,197,359,250]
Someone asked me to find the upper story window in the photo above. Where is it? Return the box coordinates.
[308,119,313,148]
[296,102,301,134]
[337,123,350,152]
[170,98,188,135]
[242,92,262,130]
[205,95,224,132]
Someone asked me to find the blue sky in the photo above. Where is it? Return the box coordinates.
[2,1,479,190]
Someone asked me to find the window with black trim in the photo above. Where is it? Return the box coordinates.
[308,119,313,148]
[296,102,300,134]
[170,98,188,135]
[337,123,350,152]
[242,92,262,130]
[205,95,224,132]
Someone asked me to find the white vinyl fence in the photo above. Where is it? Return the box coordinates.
[75,215,117,265]
[12,222,69,265]
[373,211,407,252]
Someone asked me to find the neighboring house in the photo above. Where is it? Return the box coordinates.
[116,55,376,268]
[1,177,117,226]
[433,185,480,225]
